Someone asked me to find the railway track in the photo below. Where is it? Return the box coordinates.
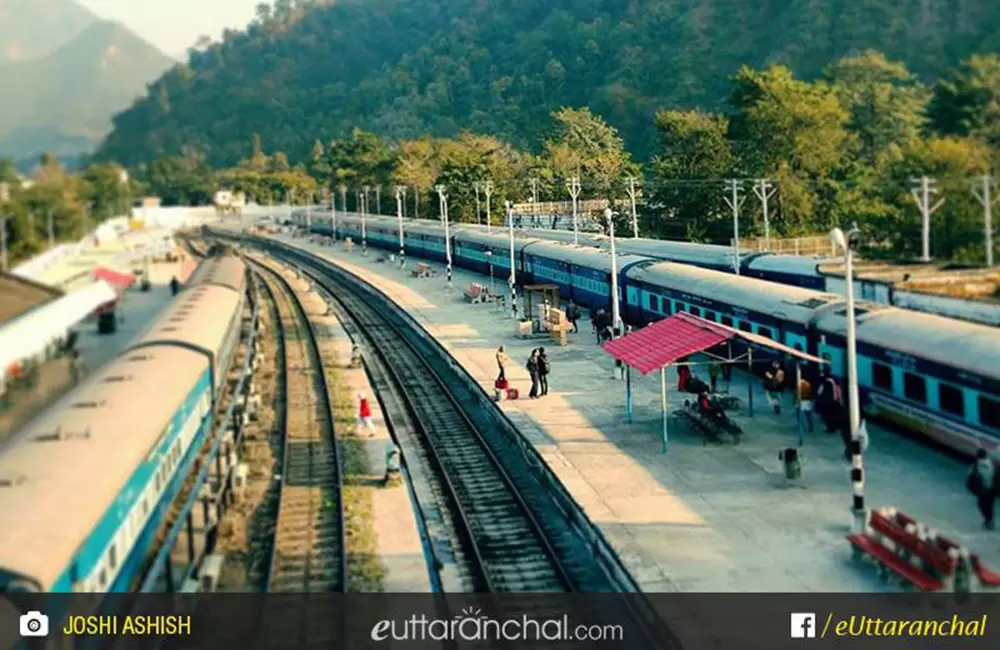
[250,258,346,595]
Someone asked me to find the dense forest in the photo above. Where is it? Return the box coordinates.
[95,0,1000,166]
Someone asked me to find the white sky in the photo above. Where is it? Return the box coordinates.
[77,0,262,56]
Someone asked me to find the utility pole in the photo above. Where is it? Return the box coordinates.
[752,179,776,253]
[484,180,494,234]
[529,177,539,227]
[357,189,367,255]
[625,176,640,238]
[395,185,406,269]
[413,187,419,220]
[911,176,944,262]
[363,185,371,221]
[436,185,452,289]
[375,185,382,215]
[306,192,312,231]
[473,181,483,226]
[723,180,747,275]
[567,177,581,245]
[338,184,347,214]
[971,174,998,267]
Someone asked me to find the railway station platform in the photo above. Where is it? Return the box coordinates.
[265,232,1000,592]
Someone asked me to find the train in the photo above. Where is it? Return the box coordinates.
[0,250,248,594]
[294,210,1000,326]
[299,210,1000,457]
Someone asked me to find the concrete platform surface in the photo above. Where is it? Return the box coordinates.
[34,228,178,290]
[268,232,1000,593]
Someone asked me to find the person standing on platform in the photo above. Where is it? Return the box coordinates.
[796,375,815,433]
[566,301,580,333]
[538,347,551,396]
[170,276,180,296]
[496,345,509,383]
[968,449,997,529]
[816,368,842,433]
[356,392,376,436]
[708,361,721,393]
[764,360,785,414]
[527,349,541,399]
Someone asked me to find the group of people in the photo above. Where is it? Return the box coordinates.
[495,345,551,399]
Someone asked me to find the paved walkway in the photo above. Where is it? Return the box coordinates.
[267,233,1000,593]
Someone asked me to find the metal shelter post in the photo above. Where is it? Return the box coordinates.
[660,367,669,454]
[796,361,804,446]
[747,347,754,417]
[626,365,633,423]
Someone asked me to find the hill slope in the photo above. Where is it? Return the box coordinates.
[95,0,1000,167]
[0,0,97,63]
[0,20,174,160]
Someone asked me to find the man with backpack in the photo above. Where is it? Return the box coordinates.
[968,449,997,529]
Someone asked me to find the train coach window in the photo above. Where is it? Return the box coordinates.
[872,363,893,391]
[704,310,716,322]
[738,321,753,333]
[903,372,927,404]
[689,307,702,317]
[721,315,734,327]
[939,384,965,417]
[757,327,773,339]
[109,544,118,571]
[979,396,1000,431]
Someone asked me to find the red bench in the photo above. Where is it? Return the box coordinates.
[971,555,1000,587]
[890,510,1000,589]
[847,510,953,591]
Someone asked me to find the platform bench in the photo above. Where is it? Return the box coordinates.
[411,263,435,278]
[464,283,487,304]
[676,401,742,445]
[847,510,951,591]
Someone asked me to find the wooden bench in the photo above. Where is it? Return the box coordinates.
[676,399,742,445]
[464,283,487,304]
[892,510,1000,589]
[847,510,952,591]
[411,263,435,279]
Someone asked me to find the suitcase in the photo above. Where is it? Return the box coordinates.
[506,388,519,400]
[495,378,509,390]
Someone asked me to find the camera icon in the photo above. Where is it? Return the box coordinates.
[19,611,49,637]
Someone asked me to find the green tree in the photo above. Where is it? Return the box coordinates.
[824,50,931,168]
[930,54,1000,149]
[544,107,634,203]
[648,110,734,241]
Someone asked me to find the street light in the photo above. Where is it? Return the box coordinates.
[483,180,493,234]
[435,185,452,289]
[486,249,495,296]
[358,189,368,255]
[831,223,865,533]
[604,208,621,334]
[395,185,406,269]
[507,200,517,319]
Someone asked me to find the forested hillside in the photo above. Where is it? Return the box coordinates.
[95,0,1000,166]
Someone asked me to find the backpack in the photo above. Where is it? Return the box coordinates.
[541,357,551,374]
[967,471,985,496]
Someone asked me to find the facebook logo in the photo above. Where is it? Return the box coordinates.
[790,613,816,638]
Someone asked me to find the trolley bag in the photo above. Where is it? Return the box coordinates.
[495,378,509,390]
[506,388,519,400]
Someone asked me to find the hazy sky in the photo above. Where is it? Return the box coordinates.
[78,0,262,56]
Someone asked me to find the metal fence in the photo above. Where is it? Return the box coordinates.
[738,235,835,256]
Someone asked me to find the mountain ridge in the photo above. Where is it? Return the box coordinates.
[0,18,174,160]
[0,0,98,63]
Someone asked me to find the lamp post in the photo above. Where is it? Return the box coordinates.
[604,208,621,333]
[395,185,406,269]
[486,250,495,295]
[358,191,368,256]
[567,177,581,245]
[507,200,517,319]
[435,185,452,289]
[831,224,865,533]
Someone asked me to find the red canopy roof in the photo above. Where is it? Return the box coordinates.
[601,312,731,375]
[91,266,136,289]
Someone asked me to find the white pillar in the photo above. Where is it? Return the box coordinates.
[484,180,493,234]
[605,208,621,332]
[724,180,746,275]
[568,177,581,245]
[753,179,776,253]
[972,174,997,267]
[395,185,406,268]
[626,176,640,238]
[911,176,944,263]
[508,201,517,319]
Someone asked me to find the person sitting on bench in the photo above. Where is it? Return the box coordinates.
[699,391,725,421]
[687,376,710,395]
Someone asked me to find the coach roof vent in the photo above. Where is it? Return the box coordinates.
[71,400,106,409]
[126,353,152,362]
[0,475,27,488]
[34,426,92,443]
[101,375,133,383]
[796,298,830,309]
[160,326,178,332]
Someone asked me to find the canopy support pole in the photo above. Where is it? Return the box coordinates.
[796,361,804,446]
[660,366,669,454]
[626,365,633,423]
[747,347,754,417]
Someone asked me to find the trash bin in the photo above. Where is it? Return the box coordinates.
[779,447,802,480]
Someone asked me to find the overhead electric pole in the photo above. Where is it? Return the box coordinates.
[375,184,382,215]
[971,174,998,267]
[911,177,944,262]
[473,181,483,226]
[483,180,494,234]
[567,177,581,245]
[395,185,407,268]
[529,177,539,227]
[436,184,452,289]
[625,176,640,238]
[338,184,347,214]
[752,179,777,253]
[723,180,747,275]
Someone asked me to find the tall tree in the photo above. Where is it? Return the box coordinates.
[544,107,633,202]
[930,54,1000,149]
